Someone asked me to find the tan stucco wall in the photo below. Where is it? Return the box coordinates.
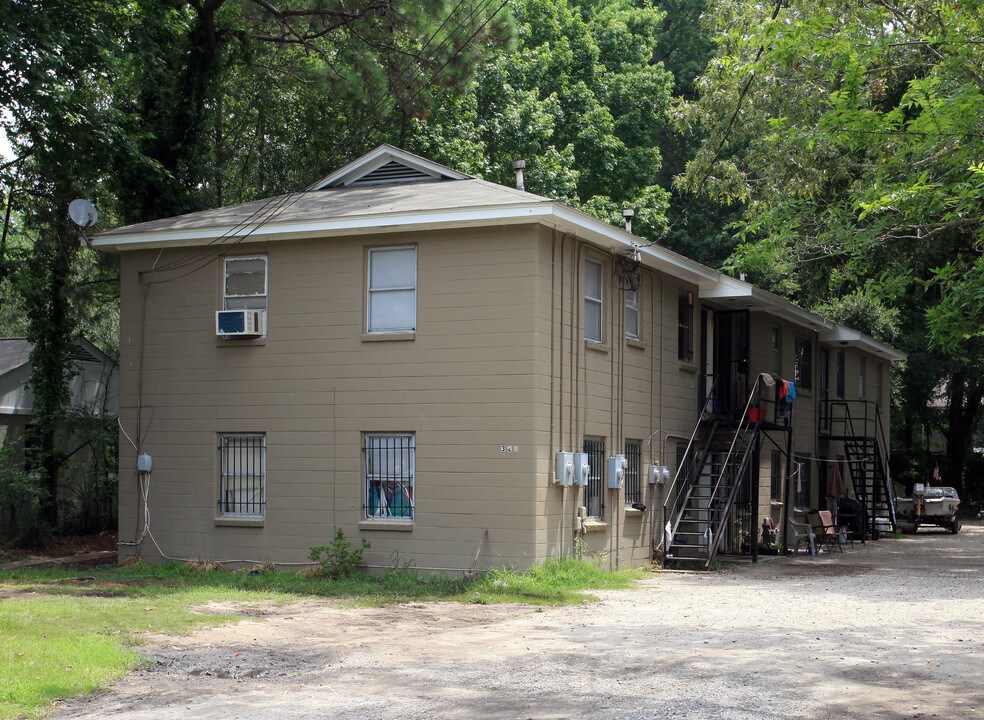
[119,225,549,571]
[117,219,897,571]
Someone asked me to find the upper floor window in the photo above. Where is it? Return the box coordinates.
[625,288,640,340]
[585,259,603,343]
[875,363,884,404]
[678,291,694,362]
[859,356,867,399]
[770,326,782,374]
[836,350,846,399]
[368,246,416,333]
[224,256,267,310]
[794,335,812,391]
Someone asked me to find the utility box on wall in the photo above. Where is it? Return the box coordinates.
[607,455,627,489]
[573,453,590,487]
[554,452,574,486]
[648,465,670,485]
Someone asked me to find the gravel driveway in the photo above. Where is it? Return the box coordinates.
[53,522,984,720]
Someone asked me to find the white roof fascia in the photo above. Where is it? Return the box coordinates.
[820,326,906,361]
[89,203,556,251]
[547,204,720,285]
[311,144,471,189]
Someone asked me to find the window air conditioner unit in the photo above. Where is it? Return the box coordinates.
[216,309,265,337]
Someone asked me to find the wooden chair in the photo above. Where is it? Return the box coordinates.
[808,510,844,553]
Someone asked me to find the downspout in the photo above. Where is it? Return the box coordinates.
[550,228,558,556]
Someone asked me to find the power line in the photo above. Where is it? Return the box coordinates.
[645,0,785,249]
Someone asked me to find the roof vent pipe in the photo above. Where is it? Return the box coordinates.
[622,208,634,234]
[512,160,526,191]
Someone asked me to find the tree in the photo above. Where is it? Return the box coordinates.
[677,0,984,492]
[0,0,510,533]
[399,0,686,243]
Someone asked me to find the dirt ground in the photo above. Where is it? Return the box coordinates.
[50,522,984,720]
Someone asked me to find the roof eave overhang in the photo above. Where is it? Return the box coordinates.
[90,201,719,284]
[819,326,907,362]
[91,198,906,362]
[90,203,554,252]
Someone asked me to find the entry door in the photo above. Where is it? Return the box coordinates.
[714,310,750,422]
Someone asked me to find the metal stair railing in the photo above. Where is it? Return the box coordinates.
[702,375,766,568]
[826,400,896,534]
[662,378,720,565]
[874,405,897,528]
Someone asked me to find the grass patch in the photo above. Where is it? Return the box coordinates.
[0,558,645,718]
[0,586,281,720]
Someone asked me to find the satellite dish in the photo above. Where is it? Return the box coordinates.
[68,198,99,228]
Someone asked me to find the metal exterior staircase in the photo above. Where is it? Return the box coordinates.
[821,401,896,535]
[663,378,765,569]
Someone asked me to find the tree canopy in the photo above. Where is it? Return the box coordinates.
[677,0,984,487]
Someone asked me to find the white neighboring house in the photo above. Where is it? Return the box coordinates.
[0,337,119,464]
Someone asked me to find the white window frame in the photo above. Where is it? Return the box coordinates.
[223,256,268,310]
[770,326,782,374]
[678,290,694,362]
[625,288,640,340]
[218,433,266,518]
[584,259,604,343]
[363,433,415,520]
[367,246,417,333]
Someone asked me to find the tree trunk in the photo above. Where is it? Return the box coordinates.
[945,373,984,495]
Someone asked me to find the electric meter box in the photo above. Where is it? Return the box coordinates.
[554,452,574,486]
[573,453,590,487]
[607,455,627,489]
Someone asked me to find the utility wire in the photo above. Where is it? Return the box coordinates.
[142,1,508,285]
[644,0,785,248]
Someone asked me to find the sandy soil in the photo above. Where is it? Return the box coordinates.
[50,523,984,720]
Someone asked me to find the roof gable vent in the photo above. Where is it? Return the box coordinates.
[350,160,437,186]
[68,346,100,363]
[311,144,471,190]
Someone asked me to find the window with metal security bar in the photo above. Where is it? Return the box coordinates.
[770,450,782,501]
[584,438,605,519]
[363,433,415,520]
[624,440,642,506]
[678,290,694,362]
[794,456,812,510]
[218,434,266,518]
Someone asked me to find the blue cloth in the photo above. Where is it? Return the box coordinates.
[786,381,796,403]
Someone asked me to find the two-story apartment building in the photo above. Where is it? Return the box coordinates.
[93,145,903,571]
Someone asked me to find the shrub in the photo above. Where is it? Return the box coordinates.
[308,528,370,579]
